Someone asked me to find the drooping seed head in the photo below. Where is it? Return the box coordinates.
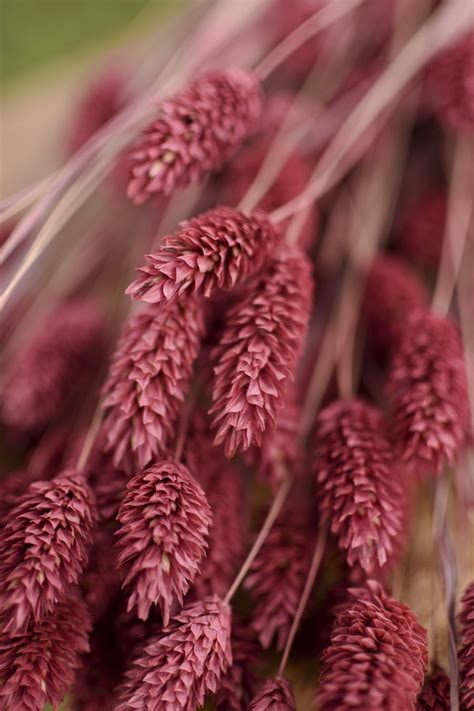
[248,676,296,711]
[116,460,212,625]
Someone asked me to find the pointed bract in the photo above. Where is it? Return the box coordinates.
[459,581,474,711]
[416,666,450,710]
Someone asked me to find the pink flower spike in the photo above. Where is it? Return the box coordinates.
[116,460,212,625]
[2,300,105,440]
[249,676,296,710]
[116,595,232,710]
[127,69,262,204]
[0,470,95,634]
[313,399,405,573]
[0,593,91,711]
[126,207,280,305]
[459,581,474,711]
[388,309,470,479]
[416,665,450,710]
[317,581,427,710]
[102,300,204,472]
[210,244,313,457]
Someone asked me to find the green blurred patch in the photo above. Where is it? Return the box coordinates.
[1,0,171,86]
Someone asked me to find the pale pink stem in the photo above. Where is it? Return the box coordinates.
[224,472,292,604]
[278,523,328,676]
[254,0,363,80]
[270,1,474,224]
[76,403,103,473]
[432,134,474,317]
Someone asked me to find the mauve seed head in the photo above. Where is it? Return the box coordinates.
[210,243,313,457]
[245,511,312,651]
[116,460,212,625]
[249,676,296,711]
[398,191,447,271]
[0,470,95,634]
[317,580,428,710]
[388,309,470,479]
[102,299,204,473]
[314,399,405,573]
[126,207,281,305]
[2,301,105,440]
[364,255,428,354]
[127,69,262,203]
[416,665,450,710]
[459,581,474,711]
[116,595,232,711]
[0,592,91,711]
[215,622,259,711]
[427,32,474,131]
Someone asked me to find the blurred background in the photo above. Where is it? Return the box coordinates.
[1,0,181,197]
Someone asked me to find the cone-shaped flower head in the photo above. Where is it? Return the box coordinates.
[116,595,232,710]
[416,665,450,710]
[126,207,280,305]
[313,399,404,573]
[427,32,474,131]
[459,581,474,711]
[116,460,212,625]
[0,470,95,633]
[364,255,428,354]
[127,69,262,204]
[245,513,311,650]
[249,677,296,710]
[0,593,91,711]
[2,301,104,439]
[388,309,470,478]
[210,244,313,457]
[317,581,428,710]
[102,300,204,472]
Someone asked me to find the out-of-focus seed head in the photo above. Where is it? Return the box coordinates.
[127,69,262,204]
[388,309,470,479]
